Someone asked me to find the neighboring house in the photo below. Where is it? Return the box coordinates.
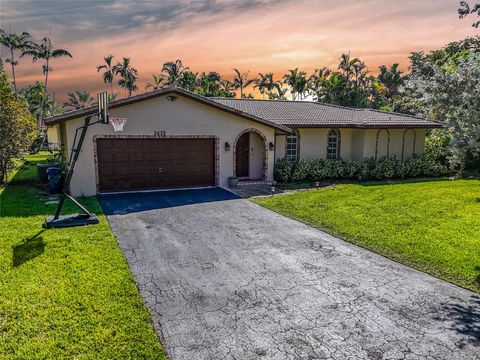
[45,87,441,196]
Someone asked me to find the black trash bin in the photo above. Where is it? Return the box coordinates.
[47,167,64,195]
[37,162,60,184]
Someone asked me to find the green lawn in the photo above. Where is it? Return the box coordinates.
[0,154,166,359]
[253,179,480,293]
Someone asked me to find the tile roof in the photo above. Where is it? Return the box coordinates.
[44,86,441,130]
[211,98,442,128]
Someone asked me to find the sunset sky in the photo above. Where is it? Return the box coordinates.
[1,0,478,101]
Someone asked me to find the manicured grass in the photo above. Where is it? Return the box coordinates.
[0,154,166,359]
[6,152,53,184]
[253,179,480,293]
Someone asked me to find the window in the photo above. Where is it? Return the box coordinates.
[327,129,340,159]
[285,133,298,162]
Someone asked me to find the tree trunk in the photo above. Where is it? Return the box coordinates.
[39,58,49,129]
[10,48,16,93]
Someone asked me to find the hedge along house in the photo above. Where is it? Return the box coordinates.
[45,87,441,197]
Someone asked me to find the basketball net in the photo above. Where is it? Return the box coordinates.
[109,117,127,132]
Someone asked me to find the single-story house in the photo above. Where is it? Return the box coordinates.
[45,86,441,197]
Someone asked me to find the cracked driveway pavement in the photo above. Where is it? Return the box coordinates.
[99,188,480,360]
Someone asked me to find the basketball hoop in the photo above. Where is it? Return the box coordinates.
[109,117,127,132]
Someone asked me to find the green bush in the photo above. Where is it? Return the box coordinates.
[359,157,376,180]
[274,158,294,182]
[291,160,309,182]
[372,156,400,179]
[274,153,449,184]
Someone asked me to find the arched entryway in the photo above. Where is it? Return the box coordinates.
[234,129,268,180]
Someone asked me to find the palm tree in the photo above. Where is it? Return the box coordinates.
[0,30,31,92]
[162,59,188,85]
[19,81,58,118]
[232,68,256,98]
[62,90,95,110]
[283,68,308,100]
[308,67,331,99]
[145,73,166,90]
[108,92,119,102]
[177,70,198,92]
[314,72,348,105]
[112,57,138,97]
[254,72,276,98]
[338,53,360,82]
[268,84,288,100]
[96,55,115,95]
[377,64,404,98]
[21,36,72,125]
[219,79,236,97]
[198,71,222,96]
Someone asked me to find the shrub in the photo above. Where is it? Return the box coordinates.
[307,159,325,180]
[344,160,361,179]
[274,158,294,182]
[372,156,400,179]
[359,157,376,180]
[291,160,309,182]
[273,153,448,184]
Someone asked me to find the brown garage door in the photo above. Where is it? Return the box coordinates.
[96,138,215,192]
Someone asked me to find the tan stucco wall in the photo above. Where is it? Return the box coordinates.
[274,128,428,162]
[61,95,277,196]
[362,128,427,160]
[46,125,61,149]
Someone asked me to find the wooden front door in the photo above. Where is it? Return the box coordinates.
[235,133,249,178]
[96,138,215,192]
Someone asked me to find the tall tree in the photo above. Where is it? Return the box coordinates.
[338,53,360,82]
[283,68,308,100]
[0,66,37,183]
[96,54,115,95]
[162,59,188,85]
[0,30,31,92]
[232,68,256,98]
[218,79,236,98]
[177,70,198,92]
[145,73,166,90]
[21,36,72,126]
[112,57,138,97]
[62,90,95,110]
[459,1,480,27]
[377,63,404,99]
[268,84,288,100]
[198,71,222,96]
[19,81,61,118]
[254,72,276,98]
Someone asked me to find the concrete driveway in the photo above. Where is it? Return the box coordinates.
[99,188,480,360]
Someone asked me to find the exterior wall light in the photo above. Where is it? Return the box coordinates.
[269,141,274,151]
[225,142,231,151]
[166,95,177,102]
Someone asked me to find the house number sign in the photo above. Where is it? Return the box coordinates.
[154,130,167,137]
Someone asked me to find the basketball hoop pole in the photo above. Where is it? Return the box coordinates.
[45,115,103,228]
[45,91,109,228]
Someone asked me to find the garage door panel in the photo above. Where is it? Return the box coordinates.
[96,138,215,192]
